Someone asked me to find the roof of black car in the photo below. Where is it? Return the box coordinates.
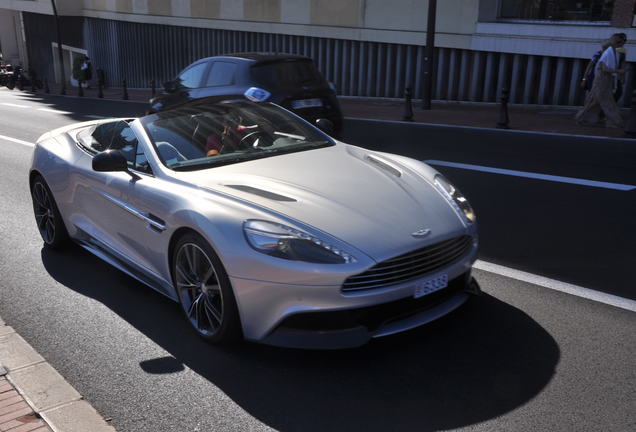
[211,52,311,64]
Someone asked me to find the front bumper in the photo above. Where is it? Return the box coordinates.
[231,259,479,349]
[262,272,479,349]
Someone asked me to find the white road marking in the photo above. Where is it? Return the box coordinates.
[475,260,636,312]
[1,102,30,108]
[0,134,35,147]
[425,160,636,191]
[37,108,72,114]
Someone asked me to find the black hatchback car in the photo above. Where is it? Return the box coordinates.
[148,53,343,135]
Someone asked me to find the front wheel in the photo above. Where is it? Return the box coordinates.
[31,175,69,249]
[172,233,242,344]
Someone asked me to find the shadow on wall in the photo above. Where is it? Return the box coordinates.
[41,245,559,432]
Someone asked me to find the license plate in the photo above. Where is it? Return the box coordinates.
[291,98,323,109]
[413,274,448,299]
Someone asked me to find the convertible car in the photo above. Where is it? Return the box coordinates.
[30,98,480,349]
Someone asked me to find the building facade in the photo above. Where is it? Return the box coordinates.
[1,0,635,106]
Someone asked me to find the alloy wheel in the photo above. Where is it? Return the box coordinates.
[174,243,224,336]
[32,181,56,244]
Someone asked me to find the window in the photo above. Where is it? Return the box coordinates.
[108,121,138,164]
[141,102,334,171]
[251,60,325,88]
[78,121,120,153]
[134,147,153,174]
[177,62,208,89]
[205,62,237,87]
[499,0,614,21]
[77,121,152,174]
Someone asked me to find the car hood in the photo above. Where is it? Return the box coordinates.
[175,144,467,261]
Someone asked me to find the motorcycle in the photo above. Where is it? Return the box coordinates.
[3,65,42,90]
[0,64,14,88]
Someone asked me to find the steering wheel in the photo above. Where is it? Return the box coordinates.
[239,131,272,149]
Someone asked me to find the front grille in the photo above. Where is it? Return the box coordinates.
[342,235,473,293]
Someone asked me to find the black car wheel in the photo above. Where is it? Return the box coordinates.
[172,233,242,343]
[31,175,69,249]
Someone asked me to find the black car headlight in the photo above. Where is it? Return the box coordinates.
[243,220,356,264]
[433,174,476,224]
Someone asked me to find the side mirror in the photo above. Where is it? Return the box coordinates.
[92,150,140,180]
[163,80,177,93]
[315,118,334,136]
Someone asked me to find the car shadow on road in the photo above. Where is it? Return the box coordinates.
[41,245,559,432]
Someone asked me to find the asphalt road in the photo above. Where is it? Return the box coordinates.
[0,88,634,432]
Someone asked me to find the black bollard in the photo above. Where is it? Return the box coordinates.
[497,88,510,129]
[97,74,104,98]
[17,74,23,91]
[623,90,636,136]
[403,86,414,122]
[123,79,129,100]
[30,70,36,92]
[44,78,50,93]
[78,81,84,97]
[151,79,156,97]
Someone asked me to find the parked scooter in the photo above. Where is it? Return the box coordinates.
[0,64,14,87]
[3,65,42,90]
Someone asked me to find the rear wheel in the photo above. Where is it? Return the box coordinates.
[172,233,242,344]
[30,175,69,249]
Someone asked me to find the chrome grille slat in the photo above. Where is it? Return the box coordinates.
[378,237,463,266]
[343,249,468,291]
[343,246,469,287]
[349,237,470,278]
[342,235,473,292]
[352,238,471,279]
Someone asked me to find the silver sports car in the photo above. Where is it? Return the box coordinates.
[30,99,480,349]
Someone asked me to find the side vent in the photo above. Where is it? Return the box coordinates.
[365,155,402,178]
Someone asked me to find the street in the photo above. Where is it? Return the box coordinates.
[0,88,635,432]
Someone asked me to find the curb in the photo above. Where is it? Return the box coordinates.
[23,91,148,105]
[0,317,115,432]
[339,94,634,112]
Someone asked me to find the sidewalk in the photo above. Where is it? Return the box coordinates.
[15,83,633,139]
[0,316,115,432]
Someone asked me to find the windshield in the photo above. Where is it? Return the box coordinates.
[141,101,334,171]
[251,60,326,88]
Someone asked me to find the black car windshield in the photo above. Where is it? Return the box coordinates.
[251,60,325,88]
[141,101,334,171]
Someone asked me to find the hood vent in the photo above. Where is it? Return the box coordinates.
[226,185,296,202]
[365,155,402,178]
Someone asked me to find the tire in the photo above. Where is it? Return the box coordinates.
[172,232,242,344]
[30,175,69,249]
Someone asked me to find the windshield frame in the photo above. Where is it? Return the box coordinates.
[139,101,336,172]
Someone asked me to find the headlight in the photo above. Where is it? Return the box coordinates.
[243,220,356,264]
[433,174,476,224]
